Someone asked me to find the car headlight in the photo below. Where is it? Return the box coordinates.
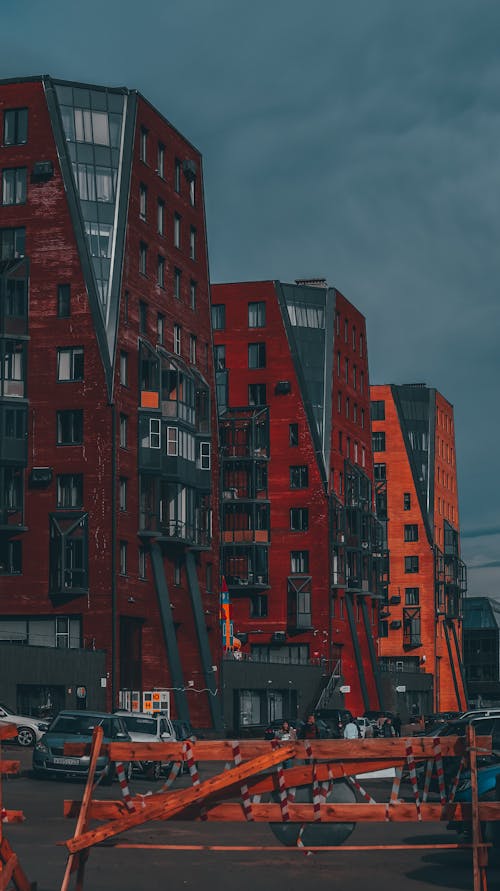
[35,741,49,754]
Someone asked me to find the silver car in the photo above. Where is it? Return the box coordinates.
[0,702,48,747]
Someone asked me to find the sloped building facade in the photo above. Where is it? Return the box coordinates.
[0,76,222,729]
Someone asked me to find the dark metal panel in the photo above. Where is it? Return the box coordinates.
[185,551,223,732]
[391,384,434,545]
[344,592,370,711]
[443,621,464,711]
[360,598,382,709]
[149,541,190,723]
[449,620,468,708]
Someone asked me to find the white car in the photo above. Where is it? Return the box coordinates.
[114,711,176,780]
[0,702,49,747]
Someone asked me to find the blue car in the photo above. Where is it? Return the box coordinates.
[33,710,131,784]
[448,762,500,845]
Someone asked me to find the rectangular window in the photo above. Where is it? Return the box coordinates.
[214,344,225,370]
[139,547,147,579]
[190,280,197,310]
[0,539,22,574]
[290,465,308,488]
[248,301,266,328]
[189,177,196,206]
[248,383,266,406]
[189,226,196,260]
[119,477,127,511]
[139,183,147,220]
[57,347,84,381]
[374,463,386,481]
[344,318,348,342]
[57,410,83,445]
[289,423,299,446]
[345,356,349,383]
[57,284,71,318]
[250,595,268,618]
[361,408,365,429]
[290,508,308,531]
[352,326,357,350]
[139,241,147,275]
[405,587,420,605]
[345,396,350,419]
[57,474,83,508]
[174,158,181,192]
[174,213,181,248]
[404,524,419,542]
[404,555,419,574]
[157,255,165,288]
[200,441,211,470]
[291,550,309,573]
[360,371,364,394]
[139,301,147,334]
[119,414,128,448]
[157,143,165,178]
[140,127,148,163]
[120,541,128,575]
[149,418,161,448]
[353,365,357,389]
[359,333,364,357]
[0,226,25,260]
[157,199,164,235]
[404,493,411,510]
[338,430,343,454]
[248,342,266,368]
[2,168,27,205]
[120,351,128,385]
[3,108,28,146]
[166,426,178,456]
[174,267,181,299]
[157,313,165,344]
[370,400,386,421]
[372,431,386,452]
[174,324,181,355]
[185,332,196,365]
[211,304,225,330]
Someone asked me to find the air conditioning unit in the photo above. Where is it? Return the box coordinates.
[272,631,286,643]
[235,632,248,645]
[389,595,401,605]
[275,380,291,395]
[390,620,402,630]
[32,160,54,181]
[29,467,53,486]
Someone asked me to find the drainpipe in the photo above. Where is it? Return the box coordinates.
[111,403,117,707]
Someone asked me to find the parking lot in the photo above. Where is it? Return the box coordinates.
[1,744,499,891]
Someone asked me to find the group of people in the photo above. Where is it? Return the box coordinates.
[271,713,402,742]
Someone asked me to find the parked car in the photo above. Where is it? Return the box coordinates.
[32,710,132,783]
[447,762,500,845]
[317,710,354,738]
[0,702,49,747]
[171,719,197,742]
[115,710,176,780]
[417,714,500,792]
[356,717,374,738]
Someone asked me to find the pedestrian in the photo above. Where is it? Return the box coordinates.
[343,719,360,739]
[383,717,395,738]
[393,714,402,737]
[277,720,296,741]
[298,714,320,739]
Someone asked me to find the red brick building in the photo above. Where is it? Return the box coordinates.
[212,279,387,723]
[370,384,467,714]
[0,76,222,729]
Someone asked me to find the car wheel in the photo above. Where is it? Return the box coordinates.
[101,762,116,786]
[17,726,36,747]
[147,761,162,781]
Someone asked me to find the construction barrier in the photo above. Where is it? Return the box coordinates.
[0,724,35,891]
[61,726,500,891]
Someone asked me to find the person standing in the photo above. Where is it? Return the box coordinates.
[343,719,360,739]
[299,714,320,739]
[383,717,395,738]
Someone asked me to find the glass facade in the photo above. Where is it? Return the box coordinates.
[55,84,126,311]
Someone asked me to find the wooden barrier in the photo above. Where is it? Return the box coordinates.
[61,729,500,891]
[0,724,35,891]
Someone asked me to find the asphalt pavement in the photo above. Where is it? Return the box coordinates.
[2,744,500,891]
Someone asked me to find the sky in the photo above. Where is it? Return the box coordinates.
[3,0,499,597]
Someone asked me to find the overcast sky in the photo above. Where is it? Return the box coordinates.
[3,0,499,597]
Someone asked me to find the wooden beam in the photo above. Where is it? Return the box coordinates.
[0,762,20,776]
[104,842,490,852]
[0,838,33,891]
[63,799,500,824]
[0,811,24,824]
[60,724,103,891]
[0,852,17,891]
[64,736,491,762]
[64,744,295,854]
[468,724,488,891]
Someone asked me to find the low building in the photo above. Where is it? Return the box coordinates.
[463,597,500,705]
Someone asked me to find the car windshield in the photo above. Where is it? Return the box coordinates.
[0,703,14,715]
[121,716,157,734]
[49,715,114,736]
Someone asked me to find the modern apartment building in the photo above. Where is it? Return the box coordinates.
[212,279,387,726]
[370,383,467,714]
[0,76,222,729]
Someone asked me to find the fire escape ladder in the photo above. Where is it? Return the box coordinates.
[315,660,342,712]
[149,542,190,723]
[185,551,224,733]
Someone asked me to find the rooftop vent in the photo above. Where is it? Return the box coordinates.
[295,278,327,289]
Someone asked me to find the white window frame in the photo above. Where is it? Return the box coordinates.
[199,441,211,470]
[149,418,161,449]
[174,324,181,355]
[167,426,178,456]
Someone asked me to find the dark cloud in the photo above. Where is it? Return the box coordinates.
[2,0,499,594]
